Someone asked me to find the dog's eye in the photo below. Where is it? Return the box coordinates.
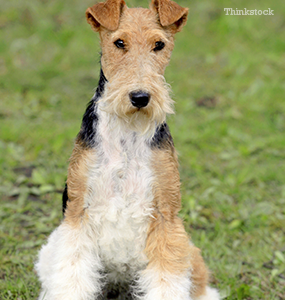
[153,41,165,52]
[114,39,125,49]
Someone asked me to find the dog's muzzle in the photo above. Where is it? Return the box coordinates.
[130,91,150,108]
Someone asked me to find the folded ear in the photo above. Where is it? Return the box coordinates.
[151,0,188,32]
[86,0,126,32]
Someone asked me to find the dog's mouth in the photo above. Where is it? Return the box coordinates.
[128,105,150,115]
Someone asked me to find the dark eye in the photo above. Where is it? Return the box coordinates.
[114,39,125,49]
[153,41,165,52]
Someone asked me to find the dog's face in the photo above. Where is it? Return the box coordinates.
[86,0,188,135]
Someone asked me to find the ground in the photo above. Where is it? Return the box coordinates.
[0,0,285,299]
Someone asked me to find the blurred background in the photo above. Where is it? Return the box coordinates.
[0,0,284,299]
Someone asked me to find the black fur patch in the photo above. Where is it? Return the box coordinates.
[150,122,174,149]
[62,183,68,215]
[99,280,137,300]
[77,69,107,148]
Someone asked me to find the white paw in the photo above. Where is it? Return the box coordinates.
[197,286,220,300]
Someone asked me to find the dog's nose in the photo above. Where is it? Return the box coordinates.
[130,91,150,108]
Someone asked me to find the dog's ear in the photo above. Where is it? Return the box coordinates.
[151,0,188,32]
[86,0,126,32]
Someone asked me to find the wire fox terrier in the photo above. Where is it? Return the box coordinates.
[36,0,220,299]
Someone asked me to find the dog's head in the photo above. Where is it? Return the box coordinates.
[86,0,188,136]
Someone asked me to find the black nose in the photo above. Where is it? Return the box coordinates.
[130,91,150,108]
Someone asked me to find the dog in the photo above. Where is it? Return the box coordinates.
[35,0,220,299]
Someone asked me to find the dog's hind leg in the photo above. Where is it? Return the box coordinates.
[36,142,103,300]
[36,222,103,300]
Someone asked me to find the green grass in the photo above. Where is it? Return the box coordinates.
[1,0,285,299]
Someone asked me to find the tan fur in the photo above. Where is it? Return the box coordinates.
[86,3,187,136]
[189,245,209,298]
[99,7,175,135]
[151,148,181,219]
[86,0,126,31]
[151,0,189,30]
[145,213,191,274]
[65,140,96,227]
[147,147,209,297]
[98,7,174,79]
[144,148,189,273]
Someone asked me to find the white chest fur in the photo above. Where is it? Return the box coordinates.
[85,109,154,278]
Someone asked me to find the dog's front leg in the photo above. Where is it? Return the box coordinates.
[136,215,195,300]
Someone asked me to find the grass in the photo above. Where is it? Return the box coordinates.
[0,0,285,299]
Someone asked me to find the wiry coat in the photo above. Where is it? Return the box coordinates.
[35,1,220,299]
